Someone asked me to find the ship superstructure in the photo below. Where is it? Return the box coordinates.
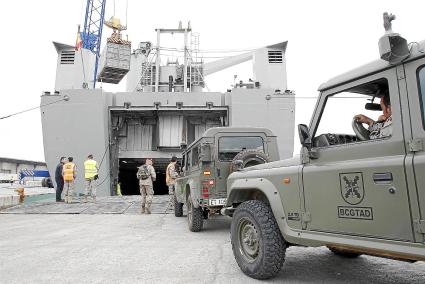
[41,20,295,196]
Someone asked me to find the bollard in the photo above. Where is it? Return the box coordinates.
[14,188,25,203]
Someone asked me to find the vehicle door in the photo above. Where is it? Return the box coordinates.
[215,133,267,195]
[404,56,425,242]
[182,149,193,200]
[301,69,414,242]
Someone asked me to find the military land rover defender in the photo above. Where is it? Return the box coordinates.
[174,127,280,232]
[222,14,425,279]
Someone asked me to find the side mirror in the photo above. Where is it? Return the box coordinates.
[298,124,312,149]
[298,124,319,160]
[200,144,212,162]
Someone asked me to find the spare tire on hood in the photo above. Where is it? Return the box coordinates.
[230,150,270,173]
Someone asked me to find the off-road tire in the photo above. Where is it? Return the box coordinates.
[41,178,48,188]
[174,194,184,217]
[47,178,54,188]
[230,150,270,173]
[231,200,286,279]
[327,247,362,258]
[187,195,203,232]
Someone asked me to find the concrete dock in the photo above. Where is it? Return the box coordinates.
[1,196,425,283]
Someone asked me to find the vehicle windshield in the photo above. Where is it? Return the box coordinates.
[218,136,264,161]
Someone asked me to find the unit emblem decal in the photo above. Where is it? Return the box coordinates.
[339,173,364,205]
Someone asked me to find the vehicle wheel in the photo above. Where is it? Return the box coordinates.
[231,200,286,279]
[41,178,48,188]
[187,194,203,232]
[230,150,270,173]
[47,178,54,188]
[327,246,362,258]
[174,194,184,217]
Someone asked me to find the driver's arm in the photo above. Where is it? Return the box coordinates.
[354,114,374,126]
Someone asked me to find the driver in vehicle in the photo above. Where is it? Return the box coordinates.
[354,93,392,139]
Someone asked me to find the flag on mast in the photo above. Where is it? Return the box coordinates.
[75,25,83,51]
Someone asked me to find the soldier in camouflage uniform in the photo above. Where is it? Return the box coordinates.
[137,158,156,214]
[355,93,392,139]
[166,156,179,209]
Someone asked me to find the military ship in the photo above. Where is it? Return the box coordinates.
[41,17,295,196]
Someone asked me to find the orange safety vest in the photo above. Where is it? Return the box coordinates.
[63,162,75,182]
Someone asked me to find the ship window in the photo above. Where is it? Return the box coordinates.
[218,136,264,161]
[268,50,283,63]
[417,66,425,129]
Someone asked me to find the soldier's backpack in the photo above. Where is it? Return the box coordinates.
[137,165,150,180]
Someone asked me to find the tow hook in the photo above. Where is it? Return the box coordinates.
[221,206,235,216]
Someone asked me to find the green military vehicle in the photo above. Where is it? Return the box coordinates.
[174,127,280,232]
[222,14,425,279]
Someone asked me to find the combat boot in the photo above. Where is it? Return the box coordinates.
[145,207,151,214]
[168,195,174,209]
[141,206,145,214]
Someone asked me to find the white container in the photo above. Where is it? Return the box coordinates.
[98,42,131,84]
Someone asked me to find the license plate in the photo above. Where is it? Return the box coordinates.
[209,198,226,206]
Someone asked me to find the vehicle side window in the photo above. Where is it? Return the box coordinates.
[186,150,192,171]
[417,66,425,129]
[191,145,200,167]
[181,155,186,172]
[218,136,264,161]
[313,78,391,147]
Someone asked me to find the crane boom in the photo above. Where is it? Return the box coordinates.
[82,0,107,88]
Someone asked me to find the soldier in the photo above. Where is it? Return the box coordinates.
[84,154,98,203]
[62,157,76,204]
[354,93,392,139]
[166,156,179,209]
[137,158,156,214]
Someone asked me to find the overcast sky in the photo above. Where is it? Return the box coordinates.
[0,0,423,161]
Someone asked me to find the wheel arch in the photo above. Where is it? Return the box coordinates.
[227,187,269,206]
[227,178,286,234]
[187,179,200,208]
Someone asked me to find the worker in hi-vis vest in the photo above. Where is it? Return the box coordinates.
[62,157,77,204]
[84,154,98,203]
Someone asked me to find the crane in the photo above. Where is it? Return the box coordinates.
[81,0,107,88]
